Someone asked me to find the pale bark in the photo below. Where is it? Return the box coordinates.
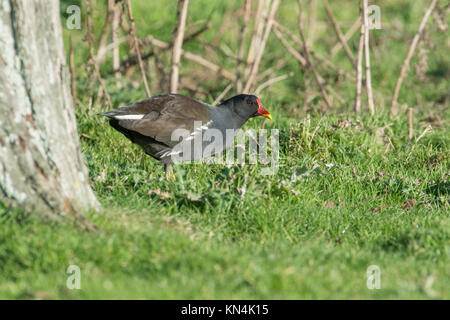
[0,0,99,225]
[112,0,122,88]
[170,0,189,93]
[363,0,375,115]
[244,0,280,93]
[354,20,364,113]
[124,0,151,97]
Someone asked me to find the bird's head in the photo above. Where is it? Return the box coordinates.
[222,94,272,120]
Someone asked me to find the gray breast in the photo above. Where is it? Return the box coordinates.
[165,106,240,162]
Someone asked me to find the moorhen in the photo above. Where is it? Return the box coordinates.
[99,94,271,179]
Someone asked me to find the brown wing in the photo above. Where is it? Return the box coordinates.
[115,94,211,148]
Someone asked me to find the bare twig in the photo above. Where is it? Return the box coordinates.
[255,72,294,95]
[86,0,112,108]
[310,51,355,81]
[330,17,360,59]
[96,37,127,63]
[112,0,122,88]
[256,58,287,82]
[415,125,432,143]
[244,0,280,93]
[210,2,239,47]
[298,0,331,111]
[95,0,115,65]
[124,0,151,97]
[273,20,354,80]
[391,0,439,116]
[363,0,375,115]
[213,83,233,105]
[246,0,268,78]
[108,23,209,76]
[170,0,189,93]
[272,27,306,67]
[408,108,414,141]
[273,23,344,104]
[324,0,356,68]
[69,36,77,105]
[237,0,251,92]
[354,20,364,113]
[146,36,236,81]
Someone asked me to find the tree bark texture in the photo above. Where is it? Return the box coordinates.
[0,0,99,223]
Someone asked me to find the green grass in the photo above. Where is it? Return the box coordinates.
[1,0,448,299]
[1,106,448,299]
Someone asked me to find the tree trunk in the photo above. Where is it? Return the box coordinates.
[0,0,99,226]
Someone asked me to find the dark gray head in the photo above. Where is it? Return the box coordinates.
[220,94,271,121]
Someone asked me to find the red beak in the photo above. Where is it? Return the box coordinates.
[256,98,272,120]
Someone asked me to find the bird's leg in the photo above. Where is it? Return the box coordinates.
[164,163,176,181]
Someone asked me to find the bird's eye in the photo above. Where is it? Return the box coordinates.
[247,100,252,105]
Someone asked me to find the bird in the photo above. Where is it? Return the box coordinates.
[98,94,271,180]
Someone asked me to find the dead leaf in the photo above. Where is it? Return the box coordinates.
[427,152,447,168]
[401,199,417,210]
[368,207,380,213]
[323,201,334,209]
[147,188,171,200]
[333,119,364,130]
[183,191,204,202]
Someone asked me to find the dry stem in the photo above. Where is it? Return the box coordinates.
[324,0,356,68]
[363,0,375,115]
[124,0,151,97]
[354,18,364,113]
[391,0,439,116]
[244,0,280,93]
[170,0,189,93]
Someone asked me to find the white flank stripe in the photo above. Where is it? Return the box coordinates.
[114,114,145,120]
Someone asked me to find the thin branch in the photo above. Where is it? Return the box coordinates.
[96,37,127,64]
[363,0,375,115]
[256,58,287,82]
[124,0,151,97]
[391,0,439,116]
[244,0,280,93]
[298,0,331,111]
[255,72,294,95]
[273,20,354,80]
[86,0,112,108]
[310,51,355,81]
[330,17,360,59]
[237,0,251,92]
[324,0,356,68]
[95,0,115,65]
[273,23,343,104]
[213,83,233,105]
[354,19,364,113]
[170,0,189,93]
[272,26,306,67]
[246,0,268,78]
[108,22,209,76]
[112,0,122,88]
[146,36,236,81]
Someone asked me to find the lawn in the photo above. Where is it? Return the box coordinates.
[0,0,448,299]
